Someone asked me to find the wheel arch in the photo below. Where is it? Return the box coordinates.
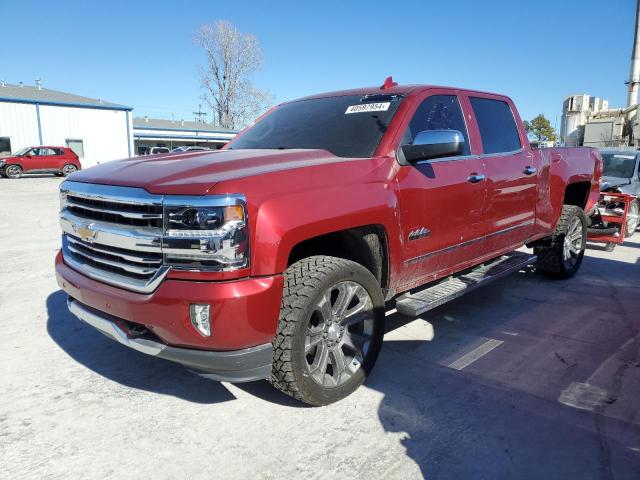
[287,225,390,289]
[563,181,591,210]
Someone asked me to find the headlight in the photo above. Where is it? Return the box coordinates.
[162,195,249,271]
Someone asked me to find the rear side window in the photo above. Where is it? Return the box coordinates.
[405,95,470,156]
[470,97,521,154]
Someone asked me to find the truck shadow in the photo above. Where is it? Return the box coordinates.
[46,290,305,407]
[46,290,236,404]
[370,256,640,479]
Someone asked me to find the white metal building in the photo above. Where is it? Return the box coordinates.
[133,117,237,154]
[0,82,133,168]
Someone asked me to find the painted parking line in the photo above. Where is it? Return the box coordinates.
[447,339,504,371]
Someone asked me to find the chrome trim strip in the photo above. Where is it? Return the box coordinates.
[60,210,162,252]
[60,181,163,207]
[67,298,166,355]
[62,245,170,293]
[66,236,162,264]
[405,220,534,265]
[67,244,159,275]
[66,198,163,220]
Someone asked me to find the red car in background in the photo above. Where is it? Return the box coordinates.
[0,146,81,179]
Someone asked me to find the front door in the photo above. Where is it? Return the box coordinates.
[395,92,486,290]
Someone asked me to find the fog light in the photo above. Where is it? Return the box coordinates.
[190,304,211,337]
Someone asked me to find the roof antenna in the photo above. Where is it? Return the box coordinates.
[35,78,42,90]
[380,76,397,90]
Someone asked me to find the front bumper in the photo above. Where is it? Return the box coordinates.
[55,251,284,351]
[67,297,273,382]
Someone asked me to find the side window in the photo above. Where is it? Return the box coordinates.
[0,137,11,155]
[404,95,470,156]
[470,97,521,154]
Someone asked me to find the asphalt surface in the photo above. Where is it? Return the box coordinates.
[1,176,639,479]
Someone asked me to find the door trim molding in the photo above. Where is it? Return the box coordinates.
[405,220,534,265]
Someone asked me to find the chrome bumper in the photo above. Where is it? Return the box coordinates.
[67,297,166,356]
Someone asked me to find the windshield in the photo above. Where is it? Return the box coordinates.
[13,147,31,156]
[602,153,637,178]
[229,94,404,158]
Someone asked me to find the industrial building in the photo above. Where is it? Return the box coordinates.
[0,81,133,168]
[133,117,236,154]
[560,0,640,149]
[0,82,238,168]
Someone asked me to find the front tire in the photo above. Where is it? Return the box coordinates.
[535,205,587,279]
[269,256,385,406]
[625,200,639,238]
[5,164,22,179]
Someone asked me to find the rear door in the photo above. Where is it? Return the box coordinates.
[36,148,59,171]
[467,96,537,253]
[395,91,487,289]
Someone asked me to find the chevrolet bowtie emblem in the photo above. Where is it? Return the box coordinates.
[74,223,98,243]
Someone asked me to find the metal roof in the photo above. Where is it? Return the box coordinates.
[133,117,237,134]
[0,83,132,110]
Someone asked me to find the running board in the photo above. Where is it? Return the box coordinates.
[395,252,537,317]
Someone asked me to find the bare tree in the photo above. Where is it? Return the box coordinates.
[195,21,271,129]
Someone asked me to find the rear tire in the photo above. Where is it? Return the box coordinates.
[62,164,78,176]
[5,165,22,179]
[535,205,587,279]
[269,256,385,406]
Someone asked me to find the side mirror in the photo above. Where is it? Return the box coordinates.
[401,129,465,162]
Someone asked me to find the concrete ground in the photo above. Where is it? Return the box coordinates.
[1,176,639,480]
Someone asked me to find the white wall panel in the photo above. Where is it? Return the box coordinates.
[0,102,40,152]
[39,105,130,168]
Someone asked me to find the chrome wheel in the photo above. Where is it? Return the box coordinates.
[5,165,21,179]
[304,281,374,388]
[626,201,639,236]
[62,164,77,176]
[563,216,584,267]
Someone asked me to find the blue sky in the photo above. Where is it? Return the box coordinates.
[0,0,636,129]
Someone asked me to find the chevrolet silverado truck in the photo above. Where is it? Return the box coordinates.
[55,80,602,405]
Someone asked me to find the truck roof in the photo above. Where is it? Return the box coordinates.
[294,84,512,103]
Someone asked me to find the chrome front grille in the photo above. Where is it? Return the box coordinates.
[60,181,168,293]
[65,194,163,228]
[65,235,162,279]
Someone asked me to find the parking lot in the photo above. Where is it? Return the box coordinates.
[1,176,639,479]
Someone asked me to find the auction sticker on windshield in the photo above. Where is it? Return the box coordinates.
[345,102,391,114]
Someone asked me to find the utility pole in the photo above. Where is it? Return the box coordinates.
[193,104,207,123]
[627,0,640,108]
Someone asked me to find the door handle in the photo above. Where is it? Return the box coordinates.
[523,166,537,175]
[467,173,485,183]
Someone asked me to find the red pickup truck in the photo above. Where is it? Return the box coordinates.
[55,81,602,405]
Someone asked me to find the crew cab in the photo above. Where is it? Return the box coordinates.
[0,146,81,178]
[55,80,602,405]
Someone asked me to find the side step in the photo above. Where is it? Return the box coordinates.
[395,251,537,317]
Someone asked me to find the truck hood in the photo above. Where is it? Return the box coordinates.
[601,175,632,192]
[69,149,353,195]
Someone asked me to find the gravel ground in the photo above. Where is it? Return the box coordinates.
[1,176,639,479]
